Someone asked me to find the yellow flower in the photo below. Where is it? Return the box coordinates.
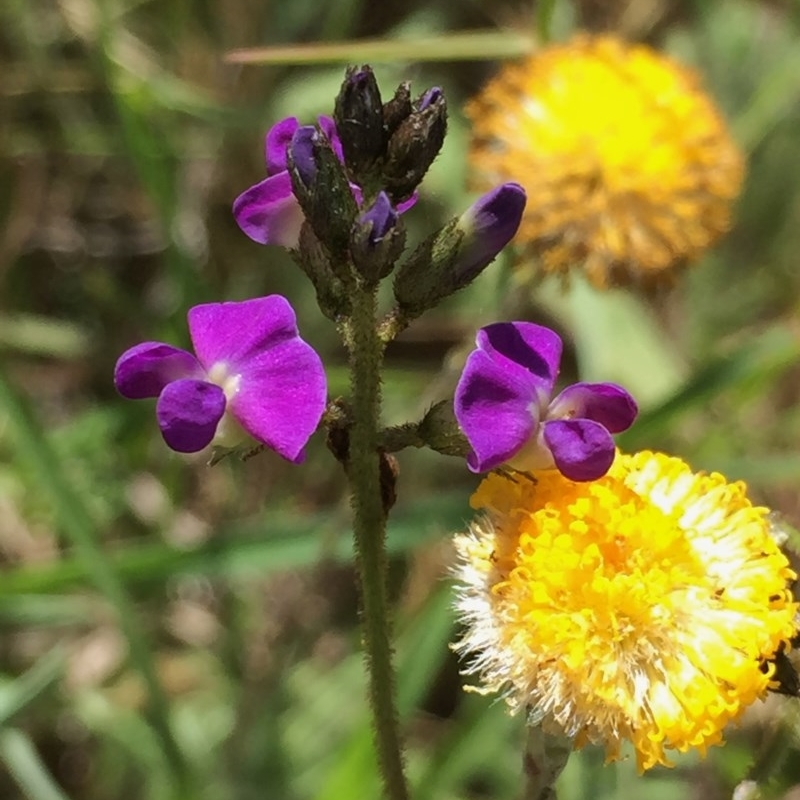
[465,35,745,288]
[452,451,798,771]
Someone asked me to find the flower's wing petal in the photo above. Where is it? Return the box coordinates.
[549,382,638,433]
[476,322,562,392]
[455,349,537,473]
[396,192,417,213]
[265,117,299,174]
[156,378,226,453]
[114,343,201,399]
[232,172,304,247]
[188,295,299,369]
[543,418,615,481]
[318,115,344,162]
[229,337,327,463]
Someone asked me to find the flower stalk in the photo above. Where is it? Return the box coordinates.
[522,726,573,800]
[345,285,410,800]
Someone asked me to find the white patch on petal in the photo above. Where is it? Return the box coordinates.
[207,362,242,401]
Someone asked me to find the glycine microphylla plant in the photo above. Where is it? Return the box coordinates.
[113,64,797,800]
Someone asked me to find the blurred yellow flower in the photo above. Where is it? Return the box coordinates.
[452,451,798,771]
[465,35,745,288]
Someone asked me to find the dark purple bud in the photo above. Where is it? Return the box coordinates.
[383,88,448,201]
[359,192,398,247]
[351,191,405,283]
[455,183,526,280]
[393,183,525,318]
[334,65,386,179]
[288,126,319,190]
[416,87,443,111]
[382,81,412,138]
[287,123,359,263]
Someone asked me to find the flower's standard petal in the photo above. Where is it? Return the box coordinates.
[549,382,638,433]
[114,342,201,399]
[476,322,562,395]
[232,172,303,247]
[156,378,226,453]
[229,336,327,462]
[188,295,299,371]
[543,418,616,481]
[455,349,538,472]
[265,117,299,174]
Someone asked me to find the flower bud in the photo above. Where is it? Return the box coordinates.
[383,87,447,202]
[350,192,405,284]
[334,65,386,181]
[288,125,318,190]
[287,124,358,263]
[418,400,470,457]
[455,182,527,281]
[382,81,412,138]
[393,183,526,317]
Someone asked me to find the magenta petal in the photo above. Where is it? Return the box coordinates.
[396,192,417,214]
[232,172,303,247]
[229,336,326,462]
[542,419,615,481]
[454,349,538,472]
[156,379,226,453]
[188,295,299,370]
[549,382,638,433]
[114,342,201,399]
[318,115,344,162]
[265,117,299,174]
[476,322,562,396]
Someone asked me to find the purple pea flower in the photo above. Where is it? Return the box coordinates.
[454,322,637,481]
[233,116,342,248]
[233,116,414,249]
[114,296,326,462]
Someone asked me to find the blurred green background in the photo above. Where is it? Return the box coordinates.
[2,0,800,798]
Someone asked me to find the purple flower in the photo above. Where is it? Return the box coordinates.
[233,116,343,248]
[114,296,326,461]
[358,192,398,247]
[233,116,414,249]
[454,322,637,481]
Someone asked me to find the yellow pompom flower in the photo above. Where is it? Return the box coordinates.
[465,35,745,288]
[452,451,798,771]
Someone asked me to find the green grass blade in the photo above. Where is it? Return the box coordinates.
[0,728,73,800]
[225,28,534,65]
[0,648,66,727]
[0,369,190,794]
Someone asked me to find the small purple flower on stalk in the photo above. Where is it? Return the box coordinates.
[234,116,416,250]
[232,116,343,248]
[114,296,326,461]
[454,322,637,481]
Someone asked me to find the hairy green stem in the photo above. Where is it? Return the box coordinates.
[347,287,410,800]
[521,725,572,800]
